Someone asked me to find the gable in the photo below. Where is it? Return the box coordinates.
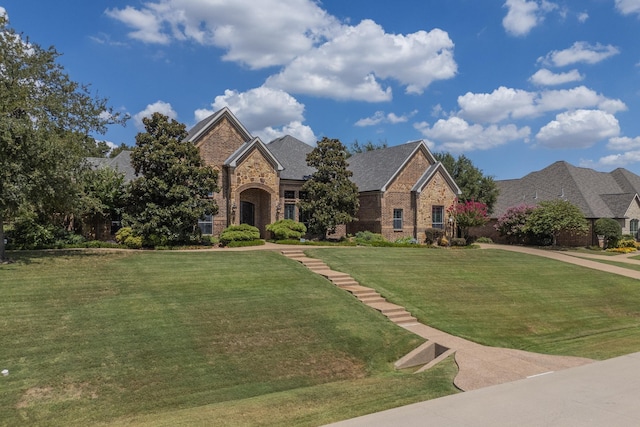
[386,148,432,192]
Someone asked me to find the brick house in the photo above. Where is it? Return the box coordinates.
[99,107,461,241]
[473,161,640,246]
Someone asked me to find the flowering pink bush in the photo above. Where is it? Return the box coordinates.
[495,204,536,243]
[447,200,489,239]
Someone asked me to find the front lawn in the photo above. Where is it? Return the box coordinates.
[308,247,640,360]
[0,250,457,426]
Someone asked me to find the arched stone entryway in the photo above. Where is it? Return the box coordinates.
[238,187,272,238]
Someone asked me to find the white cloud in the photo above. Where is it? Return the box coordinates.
[414,117,531,152]
[607,136,640,151]
[585,152,640,168]
[457,86,626,123]
[196,87,316,144]
[577,11,589,22]
[458,87,537,123]
[105,6,169,44]
[266,20,456,101]
[106,0,338,69]
[615,0,640,16]
[133,101,178,130]
[502,0,558,36]
[529,68,584,86]
[355,110,416,127]
[535,109,620,148]
[540,41,620,67]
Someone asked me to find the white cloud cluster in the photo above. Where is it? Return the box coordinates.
[529,69,584,86]
[502,0,558,36]
[355,110,416,127]
[615,0,640,16]
[108,0,458,141]
[457,86,626,124]
[265,20,456,101]
[539,41,620,67]
[535,109,620,149]
[133,100,178,130]
[107,0,338,69]
[194,87,316,144]
[415,117,531,152]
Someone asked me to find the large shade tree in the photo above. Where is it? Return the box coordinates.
[299,137,359,238]
[124,113,219,246]
[435,153,499,213]
[0,16,123,261]
[525,199,588,246]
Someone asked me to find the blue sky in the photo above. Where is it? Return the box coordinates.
[2,0,640,179]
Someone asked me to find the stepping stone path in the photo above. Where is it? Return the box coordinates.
[281,249,417,326]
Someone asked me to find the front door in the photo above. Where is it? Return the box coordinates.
[240,201,255,226]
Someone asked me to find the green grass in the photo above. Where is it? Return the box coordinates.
[0,250,456,426]
[307,247,640,360]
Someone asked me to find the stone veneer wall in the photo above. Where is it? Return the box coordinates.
[416,172,457,242]
[380,151,431,241]
[230,148,279,236]
[196,116,252,235]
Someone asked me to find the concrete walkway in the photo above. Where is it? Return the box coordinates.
[326,351,640,427]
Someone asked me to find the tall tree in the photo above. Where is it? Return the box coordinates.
[124,113,219,246]
[299,137,359,238]
[0,16,124,261]
[435,153,499,213]
[525,199,588,246]
[347,139,388,157]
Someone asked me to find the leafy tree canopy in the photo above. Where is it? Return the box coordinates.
[594,217,622,249]
[124,113,219,246]
[435,152,498,213]
[299,137,359,238]
[0,16,125,261]
[524,199,588,246]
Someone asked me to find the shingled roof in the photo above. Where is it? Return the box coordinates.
[266,135,315,180]
[348,141,430,192]
[494,161,640,219]
[87,150,136,183]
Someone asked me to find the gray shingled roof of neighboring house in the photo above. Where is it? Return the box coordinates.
[494,161,640,219]
[87,150,137,183]
[266,135,315,180]
[348,141,422,192]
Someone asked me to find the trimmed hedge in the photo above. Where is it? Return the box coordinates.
[219,224,261,246]
[266,219,307,240]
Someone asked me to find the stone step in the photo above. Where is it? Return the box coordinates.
[386,311,414,321]
[390,315,418,325]
[281,250,304,256]
[358,295,386,304]
[341,286,377,296]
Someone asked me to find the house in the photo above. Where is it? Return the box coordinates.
[96,107,461,241]
[476,161,640,246]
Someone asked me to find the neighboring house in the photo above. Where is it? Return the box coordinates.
[476,161,640,246]
[93,107,461,241]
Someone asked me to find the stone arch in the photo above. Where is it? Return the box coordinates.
[236,183,276,238]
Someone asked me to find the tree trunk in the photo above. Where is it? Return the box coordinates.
[0,215,6,262]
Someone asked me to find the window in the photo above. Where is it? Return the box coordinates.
[298,191,309,201]
[299,208,310,226]
[432,206,444,229]
[284,203,296,220]
[284,190,295,199]
[631,219,639,238]
[393,209,403,230]
[198,214,213,235]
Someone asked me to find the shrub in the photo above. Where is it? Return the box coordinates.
[594,218,622,249]
[438,236,449,246]
[450,237,467,246]
[394,236,418,244]
[266,219,307,240]
[425,228,445,244]
[475,237,493,243]
[219,224,260,246]
[354,231,387,245]
[617,238,636,248]
[226,239,266,248]
[7,216,56,249]
[607,246,636,253]
[115,227,143,249]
